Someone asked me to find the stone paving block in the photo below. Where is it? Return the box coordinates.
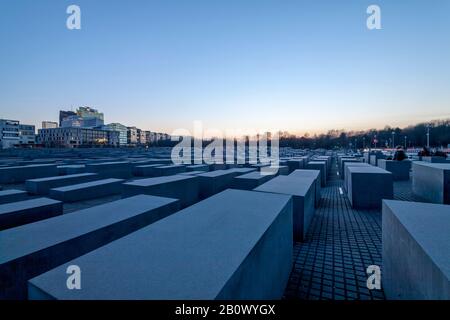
[382,200,450,299]
[49,178,124,202]
[123,175,199,208]
[25,173,99,195]
[0,189,29,205]
[412,162,450,204]
[28,189,293,300]
[0,195,179,299]
[255,175,315,241]
[0,198,63,231]
[0,164,58,184]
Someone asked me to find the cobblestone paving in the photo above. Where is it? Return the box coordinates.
[284,159,424,300]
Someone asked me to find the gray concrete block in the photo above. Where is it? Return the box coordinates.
[133,164,186,177]
[422,156,448,163]
[123,175,199,208]
[186,164,209,172]
[85,161,132,179]
[49,178,124,202]
[412,162,450,204]
[0,164,58,184]
[347,166,393,209]
[378,160,411,181]
[28,189,293,300]
[197,169,245,199]
[254,175,315,241]
[132,164,160,176]
[25,173,99,195]
[343,162,371,192]
[0,198,63,231]
[382,200,450,300]
[339,158,361,177]
[0,195,179,299]
[0,190,29,205]
[231,171,276,190]
[57,165,86,175]
[287,159,304,173]
[288,170,321,208]
[306,161,327,187]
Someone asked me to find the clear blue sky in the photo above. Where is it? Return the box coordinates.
[1,0,449,135]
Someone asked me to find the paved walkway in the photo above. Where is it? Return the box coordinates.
[283,158,422,300]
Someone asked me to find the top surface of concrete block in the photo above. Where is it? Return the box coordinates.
[254,175,313,196]
[86,161,130,166]
[383,200,450,279]
[124,175,196,187]
[0,198,61,215]
[26,173,97,183]
[28,189,292,299]
[197,170,237,178]
[348,166,391,175]
[0,195,178,265]
[288,169,320,179]
[51,178,123,191]
[0,164,56,170]
[413,162,450,171]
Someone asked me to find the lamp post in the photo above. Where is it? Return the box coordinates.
[426,125,430,148]
[391,131,395,149]
[404,136,407,149]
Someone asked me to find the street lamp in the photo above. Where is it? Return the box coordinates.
[391,131,395,149]
[426,125,430,148]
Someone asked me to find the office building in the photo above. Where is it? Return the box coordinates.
[42,121,58,129]
[0,119,20,149]
[38,127,119,148]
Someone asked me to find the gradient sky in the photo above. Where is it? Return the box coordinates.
[1,0,449,136]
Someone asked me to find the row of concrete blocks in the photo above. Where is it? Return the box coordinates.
[0,167,322,299]
[0,190,293,300]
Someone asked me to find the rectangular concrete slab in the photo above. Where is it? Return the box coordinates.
[254,175,315,241]
[49,178,124,202]
[343,162,371,192]
[123,175,199,208]
[306,161,327,187]
[25,173,99,195]
[196,169,249,199]
[0,164,58,184]
[382,200,450,299]
[0,195,179,299]
[186,164,209,172]
[347,166,393,209]
[231,171,276,190]
[0,189,29,205]
[0,198,63,231]
[28,189,293,300]
[288,170,321,208]
[412,162,450,204]
[378,160,411,181]
[85,161,132,179]
[56,165,86,175]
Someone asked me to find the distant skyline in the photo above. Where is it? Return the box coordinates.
[1,0,449,135]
